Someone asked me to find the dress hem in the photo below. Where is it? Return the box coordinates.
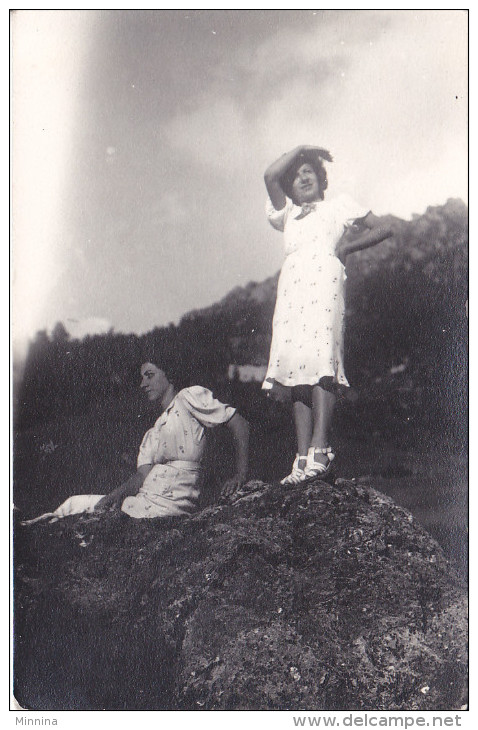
[262,374,350,390]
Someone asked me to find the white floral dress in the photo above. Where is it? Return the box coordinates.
[22,387,236,524]
[262,194,369,392]
[121,386,236,518]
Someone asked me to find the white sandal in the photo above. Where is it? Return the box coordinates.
[304,446,335,482]
[280,454,308,486]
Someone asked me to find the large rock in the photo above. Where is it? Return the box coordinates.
[14,478,467,711]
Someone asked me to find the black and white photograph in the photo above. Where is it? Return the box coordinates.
[11,8,469,719]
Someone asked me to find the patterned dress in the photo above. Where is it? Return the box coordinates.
[23,387,236,524]
[121,386,236,518]
[263,194,369,392]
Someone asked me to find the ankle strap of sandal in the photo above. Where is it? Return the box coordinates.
[312,446,335,461]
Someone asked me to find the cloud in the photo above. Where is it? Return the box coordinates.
[160,10,466,219]
[11,10,467,343]
[163,96,249,172]
[63,317,112,339]
[151,191,189,226]
[249,10,467,217]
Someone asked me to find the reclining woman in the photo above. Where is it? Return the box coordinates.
[22,353,250,523]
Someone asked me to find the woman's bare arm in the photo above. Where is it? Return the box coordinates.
[336,212,393,264]
[95,464,153,511]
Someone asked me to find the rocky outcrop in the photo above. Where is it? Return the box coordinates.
[14,478,467,711]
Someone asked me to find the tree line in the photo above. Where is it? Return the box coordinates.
[16,199,468,435]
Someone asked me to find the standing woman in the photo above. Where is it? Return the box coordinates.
[263,145,392,485]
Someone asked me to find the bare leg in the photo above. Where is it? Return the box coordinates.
[293,400,313,469]
[310,385,336,466]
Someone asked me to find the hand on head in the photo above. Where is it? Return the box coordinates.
[300,146,333,163]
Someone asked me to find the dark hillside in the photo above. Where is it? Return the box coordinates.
[13,199,468,569]
[16,199,467,430]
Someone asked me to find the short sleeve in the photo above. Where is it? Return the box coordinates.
[137,428,157,468]
[335,193,370,228]
[179,386,236,428]
[266,197,291,232]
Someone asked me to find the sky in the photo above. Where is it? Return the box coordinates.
[11,9,468,354]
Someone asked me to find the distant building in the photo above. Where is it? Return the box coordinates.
[228,364,267,383]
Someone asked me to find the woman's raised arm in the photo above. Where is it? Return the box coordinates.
[264,146,304,210]
[264,145,332,211]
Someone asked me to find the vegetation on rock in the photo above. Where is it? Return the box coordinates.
[14,478,467,711]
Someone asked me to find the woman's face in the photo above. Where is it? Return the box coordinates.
[291,163,320,205]
[140,362,171,402]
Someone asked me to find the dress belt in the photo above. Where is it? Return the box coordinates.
[164,459,201,471]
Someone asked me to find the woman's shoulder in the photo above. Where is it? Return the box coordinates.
[177,386,236,426]
[266,197,295,231]
[327,191,365,208]
[177,385,216,409]
[178,385,212,400]
[326,193,369,219]
[326,192,356,207]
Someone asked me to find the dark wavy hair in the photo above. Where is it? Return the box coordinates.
[139,342,192,390]
[280,150,328,205]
